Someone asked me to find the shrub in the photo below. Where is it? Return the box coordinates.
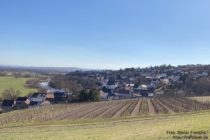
[79,89,100,102]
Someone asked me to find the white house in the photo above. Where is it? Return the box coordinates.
[139,84,148,90]
[161,78,170,85]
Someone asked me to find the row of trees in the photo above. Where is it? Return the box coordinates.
[49,74,99,92]
[164,73,210,97]
[49,74,101,102]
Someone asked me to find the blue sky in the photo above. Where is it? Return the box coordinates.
[0,0,210,69]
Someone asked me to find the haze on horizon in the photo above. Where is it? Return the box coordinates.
[0,0,210,70]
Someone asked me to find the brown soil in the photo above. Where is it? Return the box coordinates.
[147,98,156,114]
[131,99,142,116]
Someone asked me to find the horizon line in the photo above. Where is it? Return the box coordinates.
[1,63,210,71]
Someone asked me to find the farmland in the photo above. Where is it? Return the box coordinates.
[1,97,210,140]
[1,97,210,126]
[0,108,210,140]
[189,96,210,104]
[0,76,37,97]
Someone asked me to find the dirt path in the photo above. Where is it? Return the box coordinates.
[69,103,109,119]
[47,103,95,120]
[156,99,175,114]
[139,98,149,114]
[53,102,106,120]
[167,98,189,112]
[95,101,125,118]
[131,99,142,116]
[82,102,114,119]
[147,98,156,114]
[112,100,133,118]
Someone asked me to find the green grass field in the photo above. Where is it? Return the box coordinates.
[0,76,37,97]
[0,111,210,140]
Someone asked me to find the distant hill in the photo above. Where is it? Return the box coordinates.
[0,65,83,74]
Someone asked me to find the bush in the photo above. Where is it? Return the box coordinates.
[79,89,100,102]
[88,89,100,102]
[79,90,89,101]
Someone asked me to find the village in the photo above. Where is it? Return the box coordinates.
[1,64,210,112]
[98,65,209,99]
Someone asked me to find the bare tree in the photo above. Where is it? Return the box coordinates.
[1,88,21,100]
